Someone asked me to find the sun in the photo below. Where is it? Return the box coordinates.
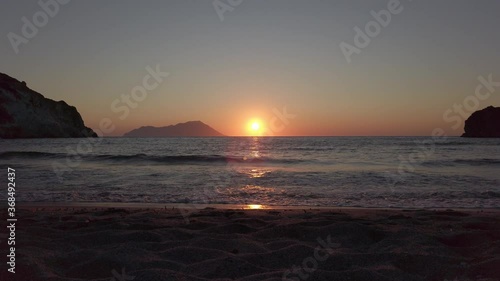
[251,122,260,131]
[247,119,263,136]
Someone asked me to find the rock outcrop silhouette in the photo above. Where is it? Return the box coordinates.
[0,73,97,138]
[462,106,500,138]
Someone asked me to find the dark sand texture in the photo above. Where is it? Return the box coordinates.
[3,207,500,281]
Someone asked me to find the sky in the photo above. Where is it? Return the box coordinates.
[1,0,500,136]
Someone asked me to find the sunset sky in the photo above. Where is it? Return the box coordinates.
[1,0,500,136]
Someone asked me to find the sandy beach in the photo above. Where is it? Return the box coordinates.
[2,0,500,280]
[2,205,499,281]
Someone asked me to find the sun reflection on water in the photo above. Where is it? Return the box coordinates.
[248,168,269,178]
[245,204,265,209]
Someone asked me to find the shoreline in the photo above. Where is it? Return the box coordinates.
[17,201,500,212]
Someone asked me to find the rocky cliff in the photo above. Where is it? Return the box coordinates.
[0,73,97,138]
[462,106,500,138]
[124,121,224,137]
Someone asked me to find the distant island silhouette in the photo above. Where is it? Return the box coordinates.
[0,72,97,139]
[123,121,224,137]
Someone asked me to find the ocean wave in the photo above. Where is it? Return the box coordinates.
[0,151,62,158]
[291,147,333,151]
[0,151,304,165]
[453,159,500,165]
[422,158,500,167]
[433,140,500,146]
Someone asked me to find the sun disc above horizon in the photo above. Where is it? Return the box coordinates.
[247,119,263,136]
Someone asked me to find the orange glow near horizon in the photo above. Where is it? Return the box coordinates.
[84,104,450,137]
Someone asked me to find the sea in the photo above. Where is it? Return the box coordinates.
[1,137,499,209]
